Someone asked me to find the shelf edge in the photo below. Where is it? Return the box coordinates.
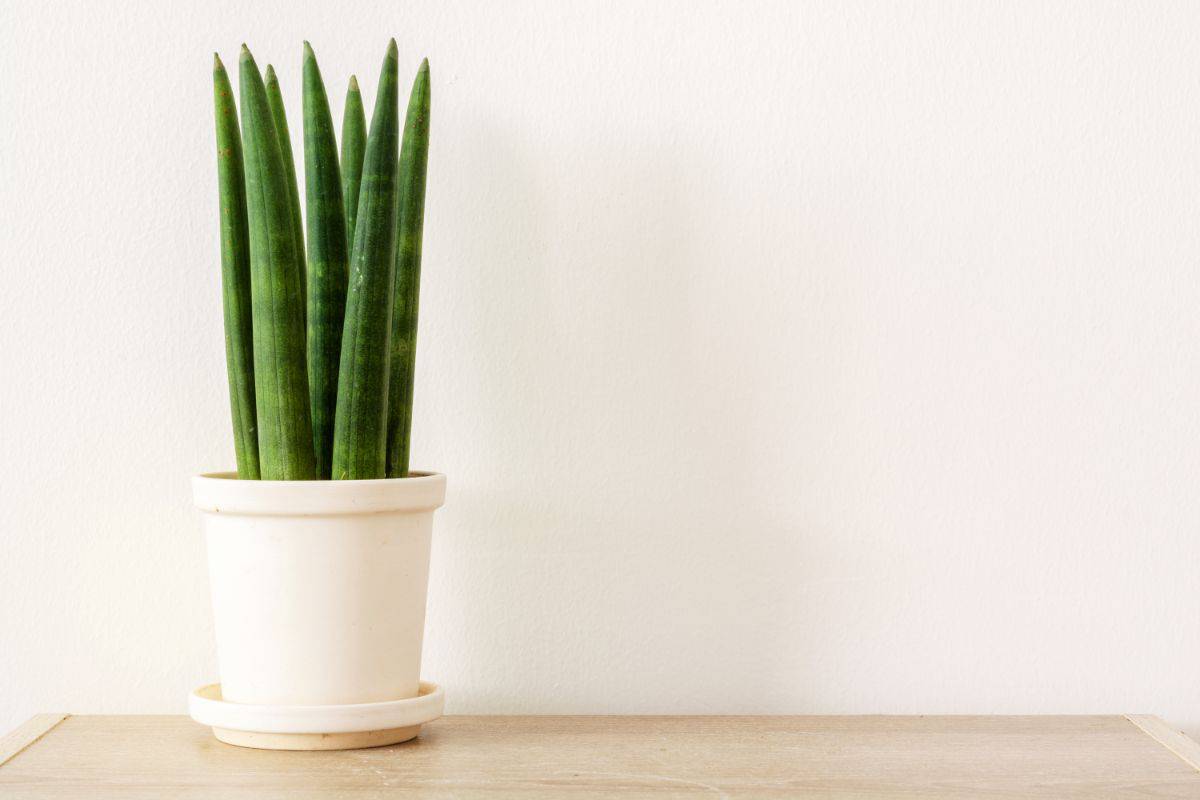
[0,714,69,768]
[1126,714,1200,774]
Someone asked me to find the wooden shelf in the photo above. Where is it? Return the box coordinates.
[2,714,1198,797]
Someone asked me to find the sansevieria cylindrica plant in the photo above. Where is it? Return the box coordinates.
[211,39,431,480]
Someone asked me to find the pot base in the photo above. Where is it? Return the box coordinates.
[213,724,422,750]
[189,681,444,751]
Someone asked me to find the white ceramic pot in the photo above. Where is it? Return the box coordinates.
[192,472,445,710]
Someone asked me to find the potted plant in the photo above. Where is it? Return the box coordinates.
[188,39,442,751]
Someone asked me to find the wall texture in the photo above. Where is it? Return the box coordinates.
[3,0,1199,737]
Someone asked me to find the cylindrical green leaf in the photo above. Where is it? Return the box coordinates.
[302,42,349,479]
[340,75,367,250]
[213,54,260,480]
[332,40,400,480]
[386,59,431,479]
[239,45,316,480]
[265,64,307,323]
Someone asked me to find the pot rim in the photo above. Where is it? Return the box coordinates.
[193,470,446,516]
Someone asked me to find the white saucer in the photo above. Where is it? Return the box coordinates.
[189,681,444,750]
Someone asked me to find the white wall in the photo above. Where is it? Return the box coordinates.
[3,0,1200,737]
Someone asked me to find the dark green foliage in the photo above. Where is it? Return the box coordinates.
[265,65,307,322]
[301,42,349,479]
[239,46,316,480]
[331,40,400,479]
[386,60,431,478]
[340,76,367,250]
[213,41,433,481]
[213,54,260,480]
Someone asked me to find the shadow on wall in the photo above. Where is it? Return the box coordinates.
[420,113,851,714]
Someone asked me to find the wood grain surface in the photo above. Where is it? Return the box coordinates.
[0,713,67,767]
[1,714,1198,798]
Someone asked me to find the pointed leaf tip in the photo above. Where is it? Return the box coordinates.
[420,57,429,73]
[240,43,251,57]
[266,64,277,80]
[213,52,223,69]
[303,40,314,57]
[387,38,398,57]
[349,75,359,91]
